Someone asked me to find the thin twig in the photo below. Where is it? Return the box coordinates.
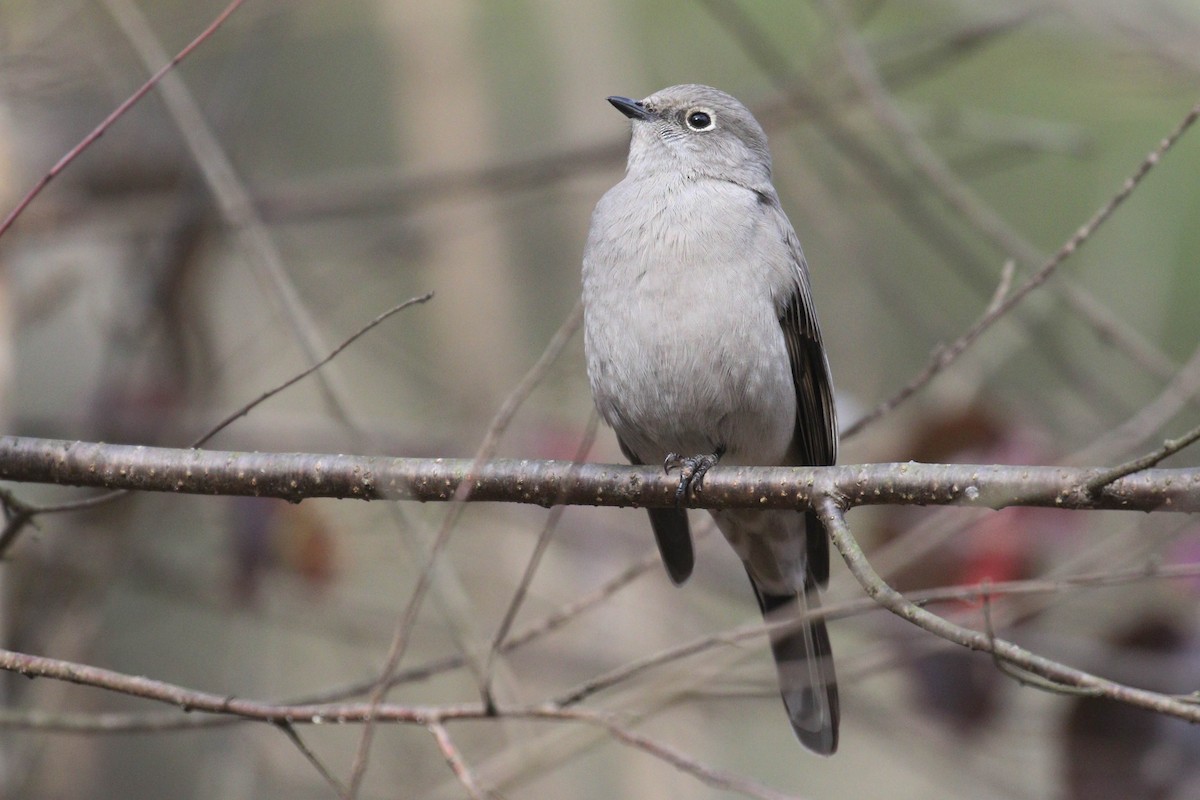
[553,557,1200,708]
[874,9,1045,90]
[100,0,360,427]
[2,491,126,523]
[4,560,1200,734]
[0,296,431,557]
[258,139,627,223]
[0,643,800,800]
[985,259,1016,316]
[551,708,804,800]
[0,0,248,240]
[427,721,491,800]
[979,581,1098,696]
[844,95,1200,438]
[0,489,38,555]
[1069,338,1200,466]
[343,562,436,796]
[481,410,600,707]
[815,494,1200,721]
[191,293,433,448]
[816,0,1177,396]
[501,546,665,652]
[1082,418,1200,495]
[0,543,664,734]
[551,622,769,709]
[343,302,584,798]
[464,301,584,474]
[275,721,349,796]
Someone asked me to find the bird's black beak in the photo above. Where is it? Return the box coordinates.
[607,96,653,121]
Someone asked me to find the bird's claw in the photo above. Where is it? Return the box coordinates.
[663,451,722,507]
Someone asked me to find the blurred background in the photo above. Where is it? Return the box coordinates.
[2,0,1200,797]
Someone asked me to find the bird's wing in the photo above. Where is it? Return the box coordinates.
[775,217,838,585]
[777,226,837,469]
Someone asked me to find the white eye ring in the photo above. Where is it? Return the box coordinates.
[684,108,716,131]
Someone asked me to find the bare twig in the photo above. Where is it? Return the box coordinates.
[464,300,585,471]
[0,643,802,800]
[0,0,247,241]
[481,410,600,706]
[555,708,804,800]
[1081,418,1200,495]
[344,565,435,795]
[875,8,1045,89]
[275,722,349,796]
[1070,338,1200,465]
[4,559,1200,748]
[0,538,666,737]
[842,260,1016,439]
[344,302,584,797]
[100,0,360,428]
[427,721,491,800]
[817,0,1176,392]
[0,296,432,557]
[815,494,1200,721]
[985,259,1016,316]
[258,141,628,223]
[844,94,1200,438]
[0,488,39,555]
[191,293,433,448]
[501,547,664,651]
[554,558,1200,709]
[979,581,1097,696]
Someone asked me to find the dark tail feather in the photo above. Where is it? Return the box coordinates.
[806,510,830,586]
[646,507,694,585]
[616,436,695,586]
[749,570,839,755]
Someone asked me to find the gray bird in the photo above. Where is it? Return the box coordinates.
[581,84,839,754]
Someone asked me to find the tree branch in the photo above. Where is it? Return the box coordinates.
[815,495,1200,723]
[1,435,1196,514]
[0,646,800,800]
[0,0,248,240]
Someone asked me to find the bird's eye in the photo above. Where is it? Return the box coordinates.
[685,109,715,131]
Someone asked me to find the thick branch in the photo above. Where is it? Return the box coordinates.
[0,436,1196,513]
[0,647,796,800]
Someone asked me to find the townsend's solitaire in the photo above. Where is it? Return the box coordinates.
[582,85,839,754]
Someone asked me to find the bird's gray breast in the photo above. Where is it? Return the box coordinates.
[582,175,797,465]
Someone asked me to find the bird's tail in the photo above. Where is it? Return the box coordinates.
[749,570,839,755]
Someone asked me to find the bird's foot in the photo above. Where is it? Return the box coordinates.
[663,449,723,507]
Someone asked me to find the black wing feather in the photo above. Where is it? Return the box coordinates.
[778,228,838,586]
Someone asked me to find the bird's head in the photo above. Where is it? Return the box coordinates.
[608,84,773,191]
